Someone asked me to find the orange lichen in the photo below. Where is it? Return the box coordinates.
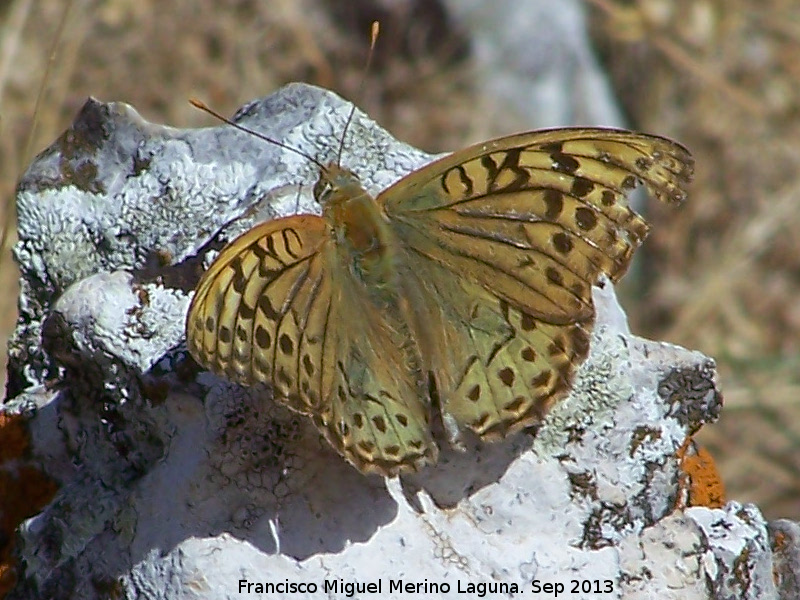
[676,438,726,509]
[0,562,14,600]
[0,414,29,462]
[0,413,59,598]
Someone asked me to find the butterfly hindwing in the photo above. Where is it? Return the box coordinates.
[398,255,591,440]
[314,259,437,474]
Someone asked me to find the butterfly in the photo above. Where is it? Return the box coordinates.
[186,115,693,476]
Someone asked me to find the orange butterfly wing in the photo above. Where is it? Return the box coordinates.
[186,214,436,474]
[378,128,693,438]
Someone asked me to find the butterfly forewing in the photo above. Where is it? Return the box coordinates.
[381,129,692,292]
[187,215,329,400]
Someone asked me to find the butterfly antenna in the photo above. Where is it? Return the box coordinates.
[189,99,326,171]
[335,21,380,167]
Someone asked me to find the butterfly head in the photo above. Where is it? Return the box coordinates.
[313,163,368,209]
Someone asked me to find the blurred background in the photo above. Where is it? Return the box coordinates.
[1,0,798,519]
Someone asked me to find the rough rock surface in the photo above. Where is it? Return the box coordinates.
[2,83,796,599]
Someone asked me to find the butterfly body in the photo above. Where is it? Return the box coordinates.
[187,126,693,476]
[320,164,402,302]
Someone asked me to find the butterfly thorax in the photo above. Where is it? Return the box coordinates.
[317,164,399,295]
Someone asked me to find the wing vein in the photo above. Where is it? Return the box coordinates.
[267,256,314,396]
[402,240,576,319]
[436,216,609,278]
[294,255,326,407]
